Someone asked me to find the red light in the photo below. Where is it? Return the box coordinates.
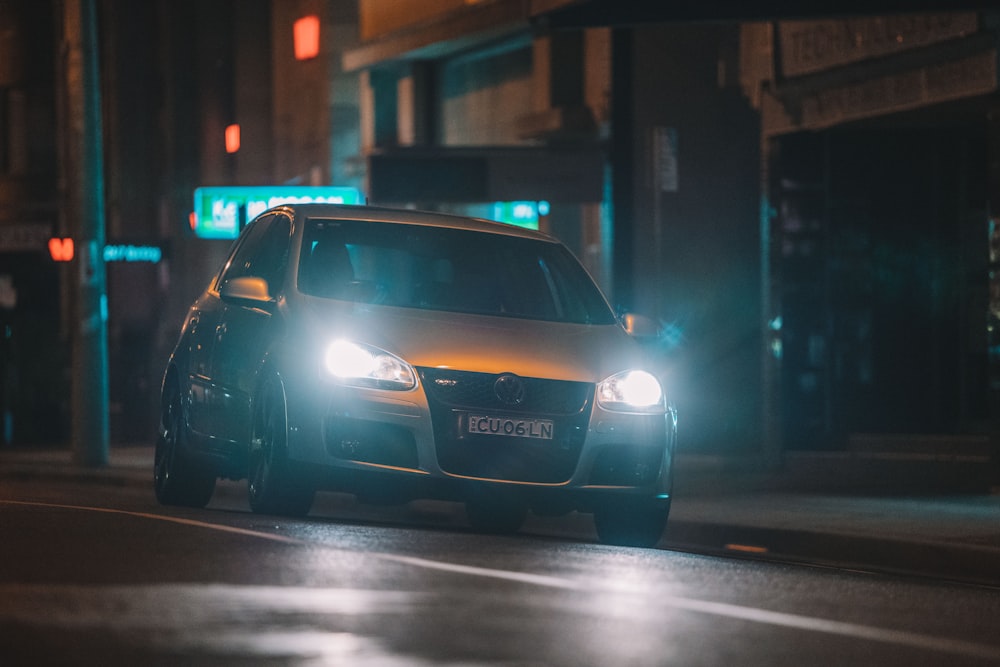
[48,237,74,262]
[294,15,320,60]
[225,124,240,153]
[189,212,198,230]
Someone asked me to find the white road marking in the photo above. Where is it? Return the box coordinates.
[0,582,436,665]
[3,499,999,661]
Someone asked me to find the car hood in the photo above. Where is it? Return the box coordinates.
[299,300,645,384]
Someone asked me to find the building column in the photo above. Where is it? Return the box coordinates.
[397,62,433,147]
[610,27,633,310]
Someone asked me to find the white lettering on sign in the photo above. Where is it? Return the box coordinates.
[779,14,978,78]
[0,223,52,252]
[653,127,678,193]
[800,50,997,129]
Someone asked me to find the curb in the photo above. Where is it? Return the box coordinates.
[0,464,150,488]
[664,520,1000,588]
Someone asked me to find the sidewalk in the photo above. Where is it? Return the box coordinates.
[1,444,998,587]
[673,452,1000,588]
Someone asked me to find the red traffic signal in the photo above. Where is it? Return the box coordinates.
[48,237,74,262]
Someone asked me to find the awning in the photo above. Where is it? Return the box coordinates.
[342,1,529,72]
[530,0,1000,26]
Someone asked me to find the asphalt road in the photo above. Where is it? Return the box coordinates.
[1,479,999,666]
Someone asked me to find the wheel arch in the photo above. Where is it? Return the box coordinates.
[159,364,181,427]
[249,365,289,455]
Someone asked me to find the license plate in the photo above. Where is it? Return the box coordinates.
[467,414,554,440]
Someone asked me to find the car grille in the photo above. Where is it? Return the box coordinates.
[418,368,593,483]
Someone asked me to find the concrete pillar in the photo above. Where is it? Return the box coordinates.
[397,62,432,147]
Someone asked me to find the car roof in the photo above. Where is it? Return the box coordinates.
[278,203,559,243]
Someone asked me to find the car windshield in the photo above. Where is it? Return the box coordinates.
[297,218,617,325]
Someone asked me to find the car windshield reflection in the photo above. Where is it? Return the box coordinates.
[297,218,616,325]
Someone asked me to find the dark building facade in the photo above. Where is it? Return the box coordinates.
[0,0,65,444]
[745,14,1000,458]
[0,0,358,445]
[3,0,1000,471]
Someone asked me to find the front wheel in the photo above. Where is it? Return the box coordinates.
[248,378,315,517]
[154,380,216,508]
[593,497,670,548]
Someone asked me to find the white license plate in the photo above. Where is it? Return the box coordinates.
[467,414,554,440]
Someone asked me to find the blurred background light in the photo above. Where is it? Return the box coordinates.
[225,124,240,153]
[294,15,320,60]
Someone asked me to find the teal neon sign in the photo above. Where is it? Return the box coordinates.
[192,186,363,239]
[103,244,162,263]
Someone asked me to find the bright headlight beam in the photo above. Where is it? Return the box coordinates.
[620,370,662,407]
[323,340,416,390]
[598,370,663,411]
[325,340,377,378]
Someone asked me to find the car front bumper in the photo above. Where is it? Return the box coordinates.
[283,375,676,513]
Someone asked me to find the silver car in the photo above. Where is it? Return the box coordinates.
[156,204,677,546]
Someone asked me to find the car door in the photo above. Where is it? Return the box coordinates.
[183,288,226,442]
[209,212,292,447]
[183,234,258,443]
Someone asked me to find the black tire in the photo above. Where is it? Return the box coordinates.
[593,497,670,548]
[154,379,216,508]
[248,378,315,517]
[465,485,528,535]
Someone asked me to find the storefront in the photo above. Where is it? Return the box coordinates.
[0,223,69,445]
[749,13,1000,452]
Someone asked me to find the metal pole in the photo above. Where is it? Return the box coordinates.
[66,0,109,466]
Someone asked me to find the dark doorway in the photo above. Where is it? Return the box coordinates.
[0,254,69,445]
[774,125,988,448]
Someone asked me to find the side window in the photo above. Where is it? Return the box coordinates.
[218,214,292,294]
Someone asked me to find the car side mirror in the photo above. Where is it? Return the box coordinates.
[219,276,275,309]
[622,312,660,338]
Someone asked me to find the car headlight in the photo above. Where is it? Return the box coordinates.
[323,339,416,390]
[598,370,664,412]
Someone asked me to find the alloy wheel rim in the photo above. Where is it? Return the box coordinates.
[155,394,179,489]
[249,392,274,501]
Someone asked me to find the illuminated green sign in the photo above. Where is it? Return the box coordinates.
[192,186,363,239]
[490,201,548,230]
